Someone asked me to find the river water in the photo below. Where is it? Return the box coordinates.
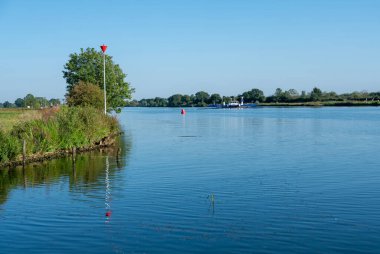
[1,107,380,253]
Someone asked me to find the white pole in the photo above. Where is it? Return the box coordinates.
[103,52,107,114]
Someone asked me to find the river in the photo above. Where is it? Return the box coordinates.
[1,107,380,253]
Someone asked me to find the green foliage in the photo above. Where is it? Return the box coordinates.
[48,98,61,106]
[0,130,21,162]
[63,48,134,112]
[195,91,210,105]
[14,98,25,107]
[66,81,104,110]
[2,101,14,108]
[310,87,323,101]
[133,87,380,107]
[0,107,120,164]
[209,94,222,104]
[0,95,60,109]
[241,89,265,103]
[138,97,168,107]
[168,94,183,107]
[24,94,35,108]
[7,94,53,109]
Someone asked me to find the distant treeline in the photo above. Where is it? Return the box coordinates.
[127,87,380,107]
[0,94,61,109]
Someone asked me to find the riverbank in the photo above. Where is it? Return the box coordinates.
[0,131,121,168]
[258,101,380,107]
[126,100,380,108]
[0,107,121,168]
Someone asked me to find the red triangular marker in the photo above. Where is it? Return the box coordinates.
[100,44,108,53]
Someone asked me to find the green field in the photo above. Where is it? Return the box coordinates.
[0,109,41,132]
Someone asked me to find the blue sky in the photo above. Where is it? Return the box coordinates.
[0,0,379,102]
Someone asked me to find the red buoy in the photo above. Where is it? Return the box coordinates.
[181,109,186,115]
[105,211,112,217]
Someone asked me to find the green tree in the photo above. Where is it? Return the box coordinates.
[14,98,25,108]
[2,101,14,108]
[24,94,35,108]
[195,91,210,105]
[181,95,192,106]
[168,94,183,107]
[288,89,299,97]
[35,97,49,108]
[49,98,61,106]
[209,93,222,104]
[66,81,104,110]
[310,87,322,101]
[274,88,283,102]
[242,88,265,103]
[222,96,232,104]
[63,48,134,112]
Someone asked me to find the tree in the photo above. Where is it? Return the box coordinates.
[49,99,61,106]
[209,93,222,104]
[24,94,35,108]
[288,89,299,97]
[195,91,210,105]
[14,98,25,108]
[222,96,232,104]
[274,88,283,102]
[153,97,168,107]
[63,48,134,112]
[3,101,14,108]
[181,95,192,106]
[242,88,265,103]
[168,94,183,107]
[35,97,49,108]
[66,81,104,110]
[310,87,322,101]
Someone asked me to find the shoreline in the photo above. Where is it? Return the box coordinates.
[258,101,380,107]
[126,101,380,108]
[0,132,122,169]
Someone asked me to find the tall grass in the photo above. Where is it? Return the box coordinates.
[0,107,120,164]
[0,109,41,132]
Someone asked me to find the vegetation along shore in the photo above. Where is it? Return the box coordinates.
[128,88,380,107]
[0,47,133,168]
[0,107,121,168]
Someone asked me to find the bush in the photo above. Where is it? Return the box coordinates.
[66,81,104,110]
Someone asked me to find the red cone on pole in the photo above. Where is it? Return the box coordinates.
[100,44,108,53]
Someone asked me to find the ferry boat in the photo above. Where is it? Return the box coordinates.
[222,100,241,108]
[209,97,256,109]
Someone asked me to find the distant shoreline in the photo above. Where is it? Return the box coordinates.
[258,101,380,107]
[126,101,380,108]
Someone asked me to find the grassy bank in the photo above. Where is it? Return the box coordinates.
[0,107,120,166]
[0,109,41,132]
[259,101,380,107]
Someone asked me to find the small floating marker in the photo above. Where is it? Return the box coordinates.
[105,211,112,217]
[181,109,186,115]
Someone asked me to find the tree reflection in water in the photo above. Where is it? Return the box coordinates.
[0,135,132,207]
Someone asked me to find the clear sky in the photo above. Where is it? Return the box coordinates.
[0,0,379,102]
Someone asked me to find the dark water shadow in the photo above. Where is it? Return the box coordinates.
[0,135,132,207]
